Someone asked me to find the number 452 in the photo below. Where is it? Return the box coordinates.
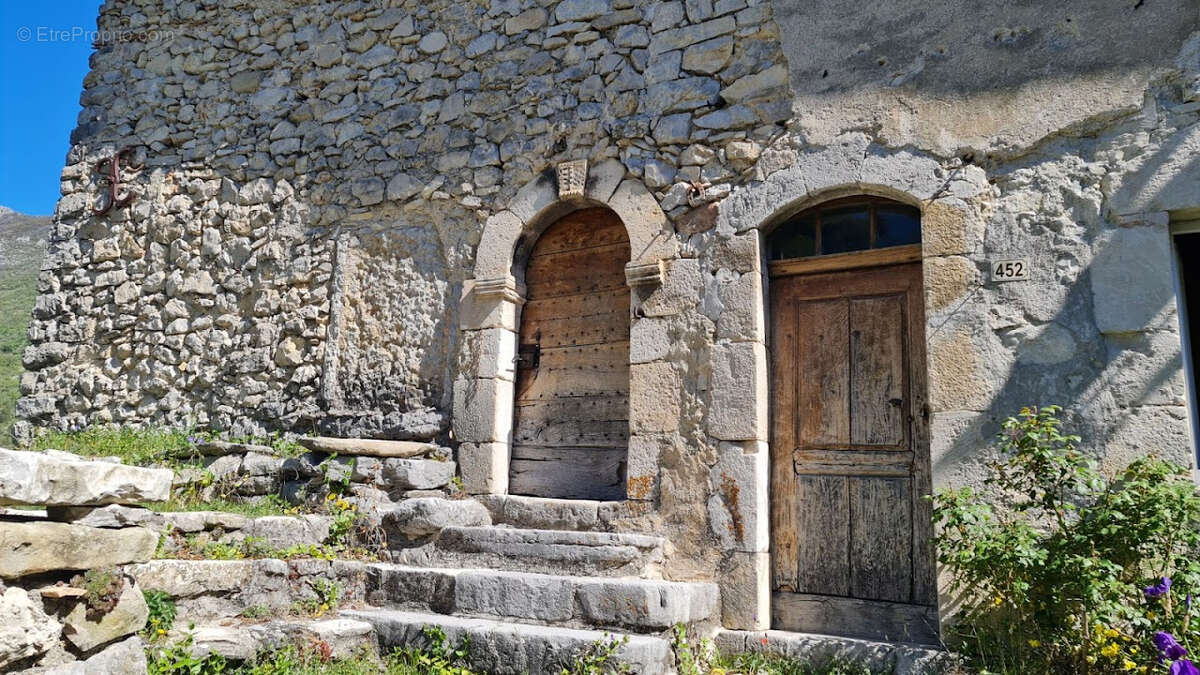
[992,259,1028,281]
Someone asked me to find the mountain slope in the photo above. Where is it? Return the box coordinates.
[0,207,51,441]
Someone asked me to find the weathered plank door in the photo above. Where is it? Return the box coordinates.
[510,208,630,500]
[769,261,938,644]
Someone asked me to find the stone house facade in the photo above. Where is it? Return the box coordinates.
[15,0,1200,644]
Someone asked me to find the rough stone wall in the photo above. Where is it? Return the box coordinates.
[14,0,1200,631]
[16,0,789,443]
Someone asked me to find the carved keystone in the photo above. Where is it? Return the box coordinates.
[556,159,588,199]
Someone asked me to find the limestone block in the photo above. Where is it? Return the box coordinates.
[0,586,60,669]
[608,180,677,262]
[639,258,701,317]
[921,200,973,257]
[719,551,769,630]
[454,570,576,622]
[461,328,517,381]
[490,495,602,530]
[585,158,626,204]
[452,378,514,444]
[457,442,509,495]
[160,511,249,533]
[474,210,524,280]
[576,579,719,629]
[508,173,557,224]
[707,341,768,441]
[232,515,333,549]
[383,458,456,490]
[1103,405,1194,472]
[1091,226,1176,333]
[630,362,682,434]
[63,579,150,651]
[630,317,672,364]
[707,230,761,274]
[460,284,521,331]
[345,609,674,674]
[1104,331,1188,407]
[860,147,946,202]
[47,504,165,530]
[708,441,768,552]
[922,255,975,311]
[0,521,158,578]
[383,497,491,538]
[0,448,172,506]
[42,635,147,675]
[714,270,765,342]
[297,436,439,458]
[626,434,673,501]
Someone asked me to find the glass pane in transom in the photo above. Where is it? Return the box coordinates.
[768,215,817,260]
[875,206,922,248]
[820,207,870,255]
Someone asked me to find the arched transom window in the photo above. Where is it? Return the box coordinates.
[767,196,921,262]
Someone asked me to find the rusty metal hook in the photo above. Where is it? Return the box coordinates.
[92,147,140,216]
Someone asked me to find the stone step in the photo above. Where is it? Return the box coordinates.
[126,558,371,623]
[475,494,621,531]
[363,563,717,633]
[165,617,376,662]
[392,525,666,577]
[715,629,952,675]
[343,609,676,675]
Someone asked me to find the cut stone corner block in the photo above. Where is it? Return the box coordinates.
[707,341,769,441]
[458,442,509,495]
[711,441,770,553]
[452,377,514,444]
[719,550,770,631]
[460,275,524,332]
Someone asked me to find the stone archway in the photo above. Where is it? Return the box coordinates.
[454,159,675,497]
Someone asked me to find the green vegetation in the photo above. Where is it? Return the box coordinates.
[30,426,192,464]
[74,567,124,615]
[143,589,178,639]
[933,405,1200,674]
[0,265,37,441]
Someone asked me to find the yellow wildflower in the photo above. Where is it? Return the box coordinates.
[1086,655,1096,664]
[992,595,1004,607]
[1105,628,1120,639]
[1028,640,1041,648]
[157,628,166,636]
[1101,643,1119,658]
[1122,660,1136,671]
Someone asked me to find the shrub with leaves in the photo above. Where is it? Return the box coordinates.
[933,405,1200,674]
[143,589,177,641]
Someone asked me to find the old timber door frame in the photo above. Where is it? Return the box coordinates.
[766,196,939,644]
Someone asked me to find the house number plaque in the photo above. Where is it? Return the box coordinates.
[991,258,1030,282]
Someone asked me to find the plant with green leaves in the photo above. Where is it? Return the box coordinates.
[146,629,229,675]
[143,589,177,641]
[559,633,631,675]
[933,405,1200,674]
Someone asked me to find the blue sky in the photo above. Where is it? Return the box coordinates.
[0,2,103,216]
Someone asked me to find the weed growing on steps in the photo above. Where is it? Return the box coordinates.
[143,589,178,640]
[73,567,124,616]
[292,578,342,618]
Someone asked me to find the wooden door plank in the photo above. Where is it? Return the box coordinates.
[849,295,906,447]
[849,476,913,603]
[796,299,850,447]
[771,592,940,645]
[770,280,800,591]
[528,209,629,255]
[903,270,938,605]
[795,475,851,597]
[510,446,626,501]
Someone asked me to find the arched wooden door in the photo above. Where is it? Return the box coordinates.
[509,207,631,500]
[767,197,938,644]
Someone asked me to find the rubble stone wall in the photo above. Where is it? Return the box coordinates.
[16,0,1200,632]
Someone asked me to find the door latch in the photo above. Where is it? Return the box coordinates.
[516,342,540,370]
